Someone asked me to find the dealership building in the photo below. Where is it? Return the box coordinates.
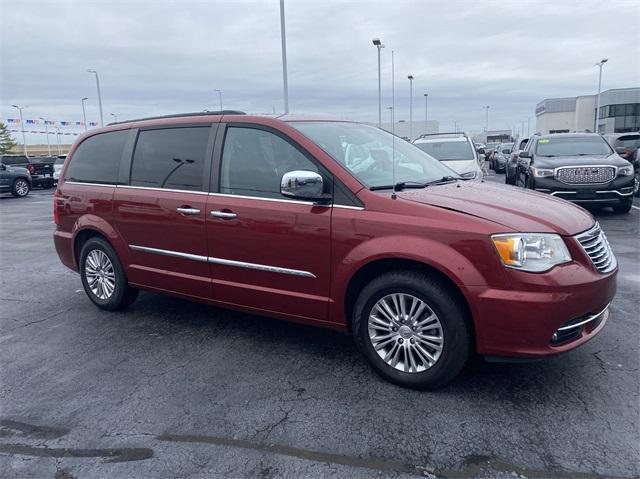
[535,87,639,135]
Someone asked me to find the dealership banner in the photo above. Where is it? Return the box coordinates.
[5,118,99,128]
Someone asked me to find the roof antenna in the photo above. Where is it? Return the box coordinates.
[391,49,396,199]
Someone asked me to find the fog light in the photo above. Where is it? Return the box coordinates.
[551,332,558,342]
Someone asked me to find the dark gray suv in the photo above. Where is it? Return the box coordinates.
[516,133,635,213]
[0,163,31,197]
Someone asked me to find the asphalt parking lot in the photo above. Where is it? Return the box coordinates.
[1,175,638,479]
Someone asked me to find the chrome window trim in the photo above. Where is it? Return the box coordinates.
[556,303,610,331]
[332,204,364,210]
[117,185,209,195]
[208,192,321,206]
[64,181,117,188]
[129,245,316,278]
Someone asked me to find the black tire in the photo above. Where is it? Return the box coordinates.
[79,237,139,310]
[505,171,514,185]
[352,271,472,390]
[613,199,632,214]
[11,178,30,197]
[634,171,639,198]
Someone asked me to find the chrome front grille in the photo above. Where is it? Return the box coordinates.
[556,166,615,185]
[575,223,616,273]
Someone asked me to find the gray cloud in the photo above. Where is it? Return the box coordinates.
[2,0,639,143]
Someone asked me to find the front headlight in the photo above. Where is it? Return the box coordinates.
[618,164,634,176]
[531,167,554,178]
[491,233,571,272]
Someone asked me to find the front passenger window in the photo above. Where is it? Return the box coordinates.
[220,126,319,199]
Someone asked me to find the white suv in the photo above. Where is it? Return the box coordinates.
[413,133,483,179]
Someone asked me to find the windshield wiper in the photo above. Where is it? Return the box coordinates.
[370,181,432,192]
[425,175,459,185]
[370,177,459,192]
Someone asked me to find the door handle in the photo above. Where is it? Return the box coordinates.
[176,207,201,216]
[210,210,237,219]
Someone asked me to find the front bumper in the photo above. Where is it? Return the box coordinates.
[468,251,617,358]
[533,175,634,204]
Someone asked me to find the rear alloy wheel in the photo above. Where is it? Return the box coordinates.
[11,178,30,197]
[353,271,472,390]
[80,237,139,310]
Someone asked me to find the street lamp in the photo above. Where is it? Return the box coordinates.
[482,105,490,132]
[372,38,384,127]
[407,75,414,140]
[39,117,51,156]
[423,93,428,134]
[87,69,104,127]
[386,106,394,134]
[279,0,289,114]
[594,58,608,133]
[110,113,118,123]
[213,89,223,111]
[81,97,88,132]
[11,104,27,156]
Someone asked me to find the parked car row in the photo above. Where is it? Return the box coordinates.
[0,154,67,198]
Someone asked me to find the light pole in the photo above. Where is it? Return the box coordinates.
[387,106,394,134]
[407,75,414,141]
[81,97,88,132]
[595,58,608,133]
[87,69,104,127]
[482,105,490,132]
[423,93,428,134]
[279,0,289,114]
[391,50,395,128]
[372,38,384,127]
[110,113,118,123]
[55,127,62,155]
[11,104,27,156]
[213,89,223,111]
[40,117,51,156]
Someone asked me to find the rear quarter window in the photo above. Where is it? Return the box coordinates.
[64,130,128,184]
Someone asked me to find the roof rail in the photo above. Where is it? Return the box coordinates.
[415,132,467,140]
[107,110,246,126]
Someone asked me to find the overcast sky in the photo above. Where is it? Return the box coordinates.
[1,0,639,143]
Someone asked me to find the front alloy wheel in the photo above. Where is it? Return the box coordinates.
[368,293,444,373]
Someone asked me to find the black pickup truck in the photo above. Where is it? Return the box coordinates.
[0,155,55,188]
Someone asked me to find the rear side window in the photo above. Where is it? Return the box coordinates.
[130,127,210,191]
[65,130,128,184]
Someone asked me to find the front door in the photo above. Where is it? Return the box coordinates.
[206,125,332,321]
[113,125,216,300]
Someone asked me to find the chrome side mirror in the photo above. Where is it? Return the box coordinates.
[281,170,330,202]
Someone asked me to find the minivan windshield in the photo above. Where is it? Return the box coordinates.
[290,122,458,188]
[535,136,612,157]
[413,141,475,161]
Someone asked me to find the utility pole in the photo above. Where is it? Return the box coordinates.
[407,75,414,141]
[391,50,395,128]
[279,0,290,114]
[40,117,51,156]
[594,58,608,132]
[483,105,490,132]
[87,70,104,127]
[214,89,223,111]
[11,105,27,156]
[81,97,88,132]
[424,93,428,134]
[372,39,384,127]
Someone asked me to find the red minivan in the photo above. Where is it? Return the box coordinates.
[53,112,617,389]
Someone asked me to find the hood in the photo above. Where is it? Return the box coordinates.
[440,159,481,175]
[397,180,594,236]
[534,153,628,168]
